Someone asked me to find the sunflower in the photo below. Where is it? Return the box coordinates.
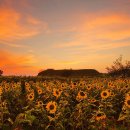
[108,82,112,87]
[95,112,106,121]
[43,81,46,85]
[76,91,87,101]
[27,92,34,101]
[71,82,77,89]
[46,101,57,114]
[124,97,130,108]
[26,86,32,92]
[4,84,10,92]
[101,90,110,99]
[125,92,130,98]
[12,83,17,89]
[86,84,92,91]
[110,92,115,97]
[25,82,30,87]
[100,85,104,89]
[37,87,43,95]
[89,98,97,103]
[35,100,43,108]
[125,85,129,89]
[60,83,66,90]
[53,88,62,99]
[0,87,3,95]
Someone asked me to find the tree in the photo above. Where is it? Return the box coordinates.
[0,70,3,76]
[106,55,130,77]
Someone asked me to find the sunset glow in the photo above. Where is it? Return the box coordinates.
[0,0,130,75]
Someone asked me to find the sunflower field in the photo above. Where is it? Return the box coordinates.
[0,77,130,130]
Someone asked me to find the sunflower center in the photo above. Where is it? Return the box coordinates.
[97,113,102,117]
[39,101,42,104]
[103,92,107,96]
[29,95,32,99]
[56,91,59,95]
[50,104,54,110]
[74,83,76,85]
[127,100,130,105]
[80,92,85,96]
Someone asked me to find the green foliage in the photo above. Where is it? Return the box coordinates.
[0,77,130,129]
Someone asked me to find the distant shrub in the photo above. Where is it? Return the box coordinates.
[0,69,3,76]
[106,55,130,77]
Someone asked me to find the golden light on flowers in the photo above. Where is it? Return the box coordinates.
[43,82,47,87]
[95,112,106,121]
[89,98,97,103]
[110,92,115,97]
[60,83,66,90]
[125,91,130,99]
[46,101,57,114]
[37,87,43,95]
[76,91,87,101]
[71,82,77,89]
[35,100,43,108]
[101,90,110,99]
[25,86,32,92]
[27,92,34,101]
[124,97,130,108]
[124,84,129,90]
[0,87,3,95]
[4,84,10,92]
[86,84,92,91]
[25,82,30,87]
[53,88,62,98]
[11,83,17,89]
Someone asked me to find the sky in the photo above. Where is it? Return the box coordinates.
[0,0,130,75]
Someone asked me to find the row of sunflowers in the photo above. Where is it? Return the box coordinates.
[0,77,130,130]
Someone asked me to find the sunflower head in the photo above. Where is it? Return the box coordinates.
[53,88,61,98]
[12,83,18,89]
[87,85,92,90]
[124,97,130,108]
[25,82,30,87]
[76,91,87,101]
[4,84,10,92]
[125,85,129,89]
[95,112,106,121]
[35,100,43,108]
[37,87,43,95]
[46,101,57,114]
[27,92,34,101]
[26,86,32,92]
[0,87,3,95]
[71,82,77,89]
[89,98,97,103]
[101,90,110,99]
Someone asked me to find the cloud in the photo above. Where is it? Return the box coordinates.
[0,40,27,48]
[0,50,39,75]
[0,1,48,48]
[54,13,130,52]
[0,7,48,40]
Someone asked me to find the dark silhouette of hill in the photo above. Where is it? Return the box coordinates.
[38,69,101,77]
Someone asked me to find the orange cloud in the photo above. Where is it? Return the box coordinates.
[0,6,48,47]
[0,50,39,75]
[80,13,130,40]
[83,14,130,29]
[54,13,130,51]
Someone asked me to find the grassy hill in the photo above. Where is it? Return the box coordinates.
[38,69,102,77]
